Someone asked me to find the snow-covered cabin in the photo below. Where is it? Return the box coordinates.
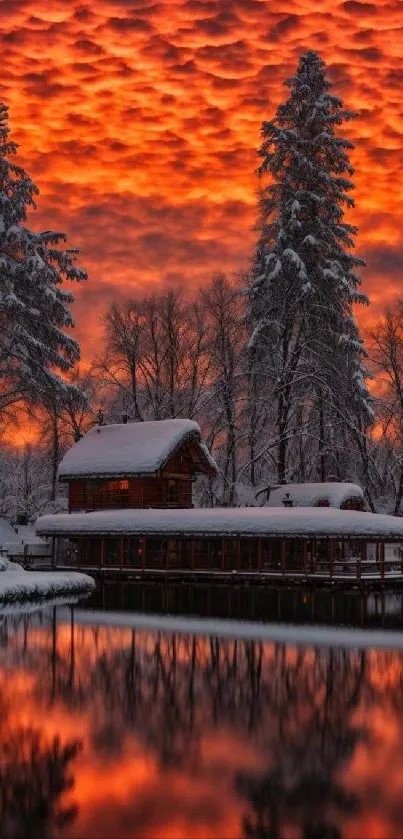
[266,483,365,511]
[58,419,217,512]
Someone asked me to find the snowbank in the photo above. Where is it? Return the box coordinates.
[0,557,95,604]
[60,608,403,653]
[58,418,217,478]
[36,506,403,540]
[0,517,50,559]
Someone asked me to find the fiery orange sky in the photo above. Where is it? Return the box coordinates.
[1,0,402,357]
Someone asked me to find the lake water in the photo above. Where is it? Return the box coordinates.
[2,583,403,838]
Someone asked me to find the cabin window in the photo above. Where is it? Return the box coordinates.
[316,498,330,508]
[147,537,167,568]
[284,540,305,571]
[85,480,98,503]
[341,497,363,511]
[167,479,179,505]
[207,538,222,570]
[121,537,142,567]
[104,538,121,566]
[261,540,282,571]
[106,480,129,492]
[190,538,222,570]
[87,538,102,566]
[240,539,259,570]
[62,538,79,565]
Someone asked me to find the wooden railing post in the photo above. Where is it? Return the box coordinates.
[329,539,334,580]
[281,540,286,575]
[381,542,385,580]
[237,538,241,571]
[100,538,105,569]
[310,539,315,575]
[356,542,362,581]
[258,538,262,573]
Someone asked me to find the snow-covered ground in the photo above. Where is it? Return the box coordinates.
[0,557,95,604]
[0,517,50,559]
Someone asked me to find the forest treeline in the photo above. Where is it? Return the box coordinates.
[2,278,403,518]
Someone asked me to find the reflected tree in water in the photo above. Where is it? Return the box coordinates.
[0,727,81,839]
[6,609,403,838]
[236,648,365,839]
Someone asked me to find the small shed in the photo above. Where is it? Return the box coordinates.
[58,419,217,512]
[266,483,365,511]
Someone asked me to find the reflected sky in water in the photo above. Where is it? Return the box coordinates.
[1,602,403,838]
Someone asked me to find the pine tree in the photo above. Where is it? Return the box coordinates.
[248,50,372,483]
[0,101,87,416]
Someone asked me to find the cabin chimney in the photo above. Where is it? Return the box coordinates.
[282,492,293,508]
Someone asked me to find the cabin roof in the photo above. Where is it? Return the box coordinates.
[58,419,217,480]
[36,507,403,540]
[266,482,364,508]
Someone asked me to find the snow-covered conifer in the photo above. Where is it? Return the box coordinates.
[248,50,372,482]
[0,101,87,414]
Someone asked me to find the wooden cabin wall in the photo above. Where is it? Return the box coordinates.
[66,438,211,511]
[340,497,365,511]
[68,476,193,511]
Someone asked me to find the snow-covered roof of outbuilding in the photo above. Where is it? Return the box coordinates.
[36,507,403,540]
[266,483,364,508]
[58,419,217,480]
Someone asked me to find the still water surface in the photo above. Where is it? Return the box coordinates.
[2,584,403,838]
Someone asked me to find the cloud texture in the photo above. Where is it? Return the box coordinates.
[1,0,402,353]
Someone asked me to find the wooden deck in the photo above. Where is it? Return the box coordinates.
[49,533,403,587]
[55,564,403,588]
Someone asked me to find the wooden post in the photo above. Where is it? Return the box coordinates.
[302,540,307,573]
[356,541,362,581]
[258,538,262,573]
[281,540,286,575]
[237,538,241,571]
[310,539,315,575]
[51,537,56,570]
[120,537,124,571]
[329,539,334,580]
[191,538,195,571]
[142,536,146,571]
[221,537,225,572]
[380,542,385,580]
[100,538,105,569]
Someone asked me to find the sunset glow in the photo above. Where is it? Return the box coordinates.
[1,0,401,357]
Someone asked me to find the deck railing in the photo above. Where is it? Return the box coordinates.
[54,536,403,583]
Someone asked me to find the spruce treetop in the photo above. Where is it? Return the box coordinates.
[249,49,372,436]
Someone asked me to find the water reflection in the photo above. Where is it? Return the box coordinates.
[86,580,403,629]
[0,606,403,837]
